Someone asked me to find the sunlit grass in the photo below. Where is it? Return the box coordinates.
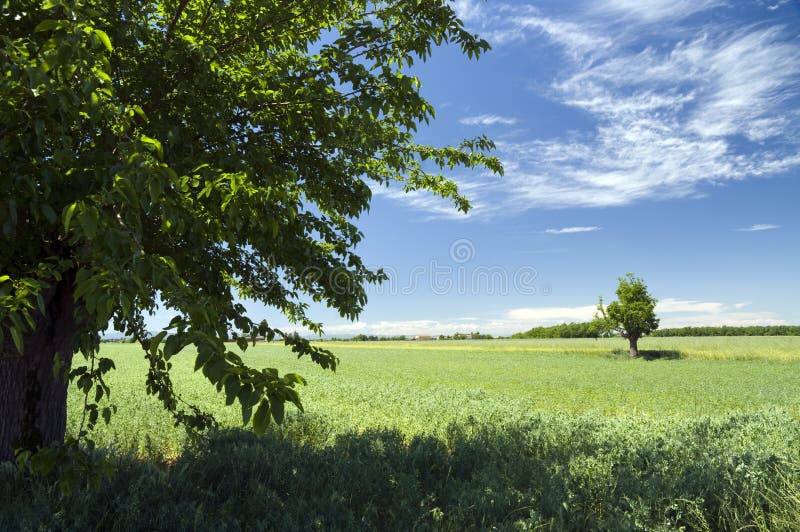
[319,336,800,360]
[67,337,800,455]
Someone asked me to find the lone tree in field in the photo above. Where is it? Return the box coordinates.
[0,0,501,462]
[593,274,659,358]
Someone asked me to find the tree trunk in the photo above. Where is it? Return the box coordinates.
[628,336,640,358]
[0,271,77,462]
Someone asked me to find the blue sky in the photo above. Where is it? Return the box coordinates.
[157,0,800,336]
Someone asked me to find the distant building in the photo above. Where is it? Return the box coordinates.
[413,334,433,341]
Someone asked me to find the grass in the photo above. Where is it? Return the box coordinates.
[3,336,800,530]
[66,337,800,453]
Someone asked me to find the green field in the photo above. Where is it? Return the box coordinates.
[5,337,800,530]
[65,337,800,453]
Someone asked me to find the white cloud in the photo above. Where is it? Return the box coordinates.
[384,3,800,218]
[767,0,792,10]
[654,298,786,327]
[509,15,613,59]
[737,224,781,232]
[460,114,518,126]
[593,0,725,23]
[656,298,723,313]
[659,312,786,328]
[543,226,602,234]
[504,305,597,323]
[451,0,485,23]
[317,318,525,337]
[686,27,800,141]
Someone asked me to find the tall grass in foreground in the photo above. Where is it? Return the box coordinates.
[4,338,800,529]
[2,412,800,530]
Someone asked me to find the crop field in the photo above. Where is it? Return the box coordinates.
[5,337,800,530]
[64,336,800,453]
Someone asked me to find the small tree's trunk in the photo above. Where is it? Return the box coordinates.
[0,271,76,462]
[629,336,640,358]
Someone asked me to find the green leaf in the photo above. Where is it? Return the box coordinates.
[223,377,239,406]
[94,29,113,52]
[241,403,253,426]
[34,20,61,33]
[194,348,214,371]
[163,335,182,359]
[270,394,285,424]
[31,449,57,476]
[62,203,77,233]
[140,135,163,160]
[283,373,307,386]
[98,358,115,373]
[78,206,99,238]
[149,331,167,354]
[10,328,24,354]
[252,399,270,434]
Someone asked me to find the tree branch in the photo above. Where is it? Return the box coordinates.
[166,0,191,39]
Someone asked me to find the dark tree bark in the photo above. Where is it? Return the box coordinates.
[0,270,77,462]
[628,336,640,358]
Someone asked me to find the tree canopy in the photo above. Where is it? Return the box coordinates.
[0,0,501,462]
[511,321,599,339]
[593,274,659,358]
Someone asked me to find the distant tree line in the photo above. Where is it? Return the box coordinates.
[512,322,600,339]
[343,335,411,342]
[651,325,800,337]
[319,332,498,341]
[438,331,494,340]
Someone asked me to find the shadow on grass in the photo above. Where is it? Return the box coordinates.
[1,412,799,530]
[641,349,682,360]
[611,348,682,360]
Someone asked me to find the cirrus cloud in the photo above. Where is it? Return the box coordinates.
[410,0,800,218]
[459,114,519,126]
[737,224,781,232]
[543,226,603,234]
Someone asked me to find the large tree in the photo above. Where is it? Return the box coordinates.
[593,274,659,358]
[0,0,501,462]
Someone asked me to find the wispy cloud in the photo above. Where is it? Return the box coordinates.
[543,226,602,234]
[655,298,785,327]
[592,0,726,24]
[656,298,723,313]
[659,312,786,328]
[737,224,781,232]
[504,305,597,323]
[460,114,518,126]
[397,1,800,218]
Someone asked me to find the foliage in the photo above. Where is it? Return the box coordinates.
[652,325,800,337]
[593,274,659,356]
[512,321,599,339]
[3,412,800,530]
[0,0,501,451]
